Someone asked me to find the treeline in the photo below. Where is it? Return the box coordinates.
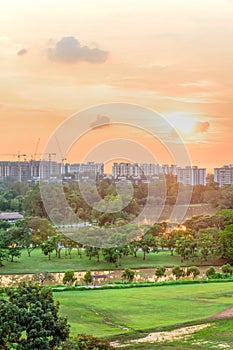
[0,179,230,226]
[1,209,233,268]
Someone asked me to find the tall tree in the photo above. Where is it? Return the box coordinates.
[0,283,70,349]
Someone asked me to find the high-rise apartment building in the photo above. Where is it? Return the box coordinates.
[177,166,206,186]
[214,165,233,187]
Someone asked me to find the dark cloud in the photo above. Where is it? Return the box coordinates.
[47,36,108,64]
[90,115,111,129]
[194,121,210,133]
[17,48,28,56]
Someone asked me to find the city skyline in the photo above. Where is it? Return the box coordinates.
[0,1,233,172]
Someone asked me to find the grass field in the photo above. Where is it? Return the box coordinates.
[120,318,233,349]
[54,282,233,338]
[0,248,220,274]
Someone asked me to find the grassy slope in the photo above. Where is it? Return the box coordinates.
[120,318,233,349]
[54,282,233,337]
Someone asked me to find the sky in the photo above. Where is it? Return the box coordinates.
[0,0,233,172]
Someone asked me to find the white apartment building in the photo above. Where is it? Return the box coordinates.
[112,162,178,179]
[177,166,206,186]
[214,165,233,187]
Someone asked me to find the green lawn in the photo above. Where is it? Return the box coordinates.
[54,282,233,337]
[0,248,220,274]
[0,248,181,274]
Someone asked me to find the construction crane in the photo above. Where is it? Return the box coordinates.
[0,152,27,182]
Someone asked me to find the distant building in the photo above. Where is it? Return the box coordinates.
[64,162,104,179]
[177,166,206,186]
[214,165,233,187]
[0,212,24,223]
[112,162,178,180]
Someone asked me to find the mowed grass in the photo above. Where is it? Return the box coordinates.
[54,282,233,337]
[0,248,183,274]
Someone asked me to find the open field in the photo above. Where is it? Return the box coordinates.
[54,282,233,338]
[118,318,233,349]
[0,248,221,274]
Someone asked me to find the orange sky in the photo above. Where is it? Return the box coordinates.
[0,0,233,172]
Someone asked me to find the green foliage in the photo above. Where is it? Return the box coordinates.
[221,263,233,275]
[41,240,55,260]
[83,270,93,285]
[62,334,113,349]
[186,266,200,279]
[154,266,166,278]
[219,224,233,264]
[121,268,135,283]
[206,266,216,278]
[63,270,77,285]
[0,283,70,349]
[172,266,185,279]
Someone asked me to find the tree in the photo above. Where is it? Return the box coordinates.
[41,240,55,260]
[155,266,166,279]
[197,228,219,262]
[219,224,233,264]
[0,283,70,349]
[172,266,185,280]
[63,270,77,285]
[15,217,57,257]
[186,266,200,279]
[83,270,93,285]
[139,233,157,260]
[102,247,121,267]
[121,268,135,283]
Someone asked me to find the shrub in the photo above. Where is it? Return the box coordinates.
[155,266,166,279]
[62,334,114,349]
[172,266,185,280]
[63,270,77,285]
[83,270,93,285]
[206,266,216,278]
[222,263,233,275]
[121,268,135,283]
[186,266,200,279]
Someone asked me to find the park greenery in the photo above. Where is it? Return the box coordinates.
[0,208,233,270]
[0,180,233,349]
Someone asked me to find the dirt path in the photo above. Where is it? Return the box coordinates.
[210,307,233,320]
[111,323,212,348]
[111,307,233,348]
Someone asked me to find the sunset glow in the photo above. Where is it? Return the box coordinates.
[0,0,232,171]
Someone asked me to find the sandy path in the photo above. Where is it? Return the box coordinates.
[111,323,212,348]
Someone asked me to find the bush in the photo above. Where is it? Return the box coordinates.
[155,266,166,279]
[121,268,135,283]
[172,266,185,280]
[63,270,77,285]
[62,334,114,349]
[83,270,93,285]
[222,263,233,275]
[186,266,200,279]
[206,266,216,278]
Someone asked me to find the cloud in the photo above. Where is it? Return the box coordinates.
[194,121,210,133]
[17,48,28,56]
[47,36,108,64]
[90,115,111,129]
[180,80,211,87]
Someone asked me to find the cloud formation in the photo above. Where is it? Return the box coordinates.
[90,115,111,129]
[17,48,28,56]
[47,36,108,63]
[194,121,210,133]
